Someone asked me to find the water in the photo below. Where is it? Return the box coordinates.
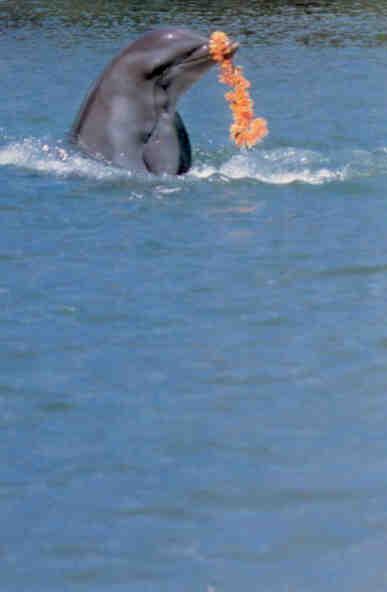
[2,1,387,590]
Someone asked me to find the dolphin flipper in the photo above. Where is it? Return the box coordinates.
[143,111,191,175]
[175,112,192,175]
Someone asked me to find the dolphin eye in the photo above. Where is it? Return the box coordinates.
[145,47,198,80]
[181,47,197,60]
[146,60,174,80]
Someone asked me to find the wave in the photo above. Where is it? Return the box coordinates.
[190,149,347,185]
[0,138,133,181]
[1,138,387,186]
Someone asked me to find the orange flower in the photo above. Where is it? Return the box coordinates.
[209,31,268,148]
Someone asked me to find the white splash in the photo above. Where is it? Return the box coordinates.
[190,149,350,185]
[0,138,132,181]
[1,137,386,187]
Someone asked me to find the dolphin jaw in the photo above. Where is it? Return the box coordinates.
[182,43,211,65]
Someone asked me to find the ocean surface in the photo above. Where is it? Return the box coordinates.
[2,1,387,591]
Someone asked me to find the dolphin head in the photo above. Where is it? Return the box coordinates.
[72,28,238,174]
[135,28,238,109]
[139,29,215,106]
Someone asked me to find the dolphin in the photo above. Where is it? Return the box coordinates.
[71,28,237,175]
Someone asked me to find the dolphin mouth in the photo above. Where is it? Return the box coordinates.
[184,39,239,66]
[215,40,239,60]
[183,44,212,65]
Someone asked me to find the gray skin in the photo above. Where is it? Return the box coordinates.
[71,28,236,175]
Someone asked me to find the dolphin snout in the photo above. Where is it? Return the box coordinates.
[188,37,239,65]
[186,42,211,63]
[227,41,239,58]
[215,38,239,60]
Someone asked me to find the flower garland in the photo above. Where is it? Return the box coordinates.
[209,31,268,148]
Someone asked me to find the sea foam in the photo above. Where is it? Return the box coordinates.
[1,137,386,186]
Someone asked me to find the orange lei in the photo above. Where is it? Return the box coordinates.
[209,31,268,148]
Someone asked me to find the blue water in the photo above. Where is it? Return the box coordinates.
[2,2,387,591]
